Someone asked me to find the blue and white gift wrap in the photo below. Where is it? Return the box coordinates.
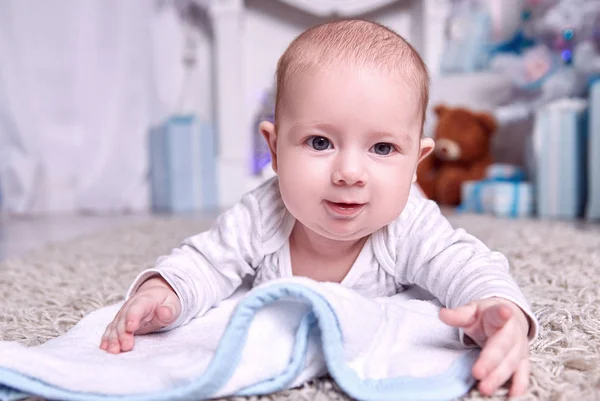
[460,164,534,218]
[533,98,588,219]
[149,115,218,213]
[586,77,600,220]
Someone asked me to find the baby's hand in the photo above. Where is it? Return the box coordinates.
[100,276,181,354]
[439,298,530,397]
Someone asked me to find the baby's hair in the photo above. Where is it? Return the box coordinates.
[274,19,429,130]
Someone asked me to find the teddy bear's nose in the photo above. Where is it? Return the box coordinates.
[434,138,461,161]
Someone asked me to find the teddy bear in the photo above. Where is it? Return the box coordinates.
[417,105,497,206]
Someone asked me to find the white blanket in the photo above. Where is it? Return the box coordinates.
[0,278,479,401]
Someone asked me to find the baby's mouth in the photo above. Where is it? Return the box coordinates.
[324,200,365,217]
[332,202,361,209]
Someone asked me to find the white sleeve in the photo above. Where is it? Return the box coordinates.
[126,191,265,329]
[392,199,539,341]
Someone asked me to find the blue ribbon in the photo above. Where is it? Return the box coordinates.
[488,30,536,56]
[589,75,600,88]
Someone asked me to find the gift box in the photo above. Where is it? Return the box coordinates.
[459,164,534,218]
[461,180,534,218]
[149,115,218,213]
[533,98,588,219]
[586,77,600,220]
[485,163,526,181]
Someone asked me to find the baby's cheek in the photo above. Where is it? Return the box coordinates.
[277,168,320,219]
[377,175,411,212]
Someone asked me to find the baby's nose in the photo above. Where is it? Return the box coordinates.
[332,162,367,186]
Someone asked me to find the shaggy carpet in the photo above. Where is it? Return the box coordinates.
[1,213,599,401]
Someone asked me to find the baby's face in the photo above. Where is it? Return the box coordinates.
[265,66,430,242]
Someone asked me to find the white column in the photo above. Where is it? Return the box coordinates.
[422,0,451,78]
[208,0,247,208]
[406,0,425,58]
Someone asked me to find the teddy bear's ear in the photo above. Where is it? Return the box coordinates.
[433,104,448,117]
[476,112,497,134]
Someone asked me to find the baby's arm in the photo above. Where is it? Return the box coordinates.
[129,192,265,329]
[395,199,538,338]
[392,199,538,396]
[100,191,265,353]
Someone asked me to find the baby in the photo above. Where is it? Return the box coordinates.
[101,19,538,397]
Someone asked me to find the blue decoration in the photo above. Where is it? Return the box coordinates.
[561,49,573,63]
[563,29,574,41]
[490,30,536,56]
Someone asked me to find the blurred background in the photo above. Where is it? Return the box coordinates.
[0,0,599,258]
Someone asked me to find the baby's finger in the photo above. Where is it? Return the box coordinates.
[482,304,512,334]
[472,329,513,379]
[124,297,155,334]
[116,313,137,352]
[100,319,118,350]
[155,304,177,325]
[118,332,135,352]
[117,311,129,336]
[439,304,478,328]
[509,358,530,397]
[100,324,111,350]
[135,305,175,335]
[477,348,523,396]
[106,326,123,354]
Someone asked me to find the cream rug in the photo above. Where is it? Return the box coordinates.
[1,213,599,401]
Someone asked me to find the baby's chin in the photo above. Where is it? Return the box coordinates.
[309,222,380,243]
[291,210,400,243]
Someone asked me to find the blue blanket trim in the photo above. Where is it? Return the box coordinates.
[0,283,478,401]
[235,311,317,396]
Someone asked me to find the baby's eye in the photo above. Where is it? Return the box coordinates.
[370,142,395,155]
[306,136,332,151]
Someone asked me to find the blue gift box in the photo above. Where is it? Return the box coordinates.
[461,180,534,218]
[533,98,588,219]
[149,115,218,213]
[459,164,534,218]
[586,78,600,220]
[491,182,534,217]
[485,163,526,181]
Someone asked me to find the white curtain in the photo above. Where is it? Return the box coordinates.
[0,0,188,214]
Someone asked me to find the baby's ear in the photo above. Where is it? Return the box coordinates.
[476,112,497,134]
[412,137,435,183]
[418,137,435,162]
[434,104,449,117]
[259,121,278,173]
